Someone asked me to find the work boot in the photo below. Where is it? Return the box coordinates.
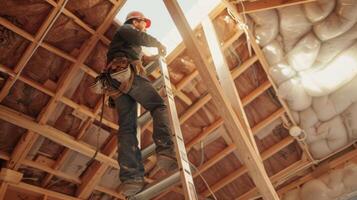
[119,178,145,197]
[157,148,178,173]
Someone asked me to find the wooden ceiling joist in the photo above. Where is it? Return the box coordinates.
[0,0,67,102]
[152,144,237,200]
[163,0,279,199]
[0,183,8,200]
[41,99,106,188]
[278,147,357,196]
[0,105,118,168]
[224,0,315,164]
[202,16,260,154]
[76,134,118,199]
[5,0,125,174]
[238,158,312,200]
[8,182,81,200]
[235,0,316,14]
[201,136,295,197]
[0,0,342,199]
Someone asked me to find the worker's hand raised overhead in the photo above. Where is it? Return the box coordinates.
[158,44,167,56]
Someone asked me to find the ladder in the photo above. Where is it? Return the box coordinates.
[128,57,198,200]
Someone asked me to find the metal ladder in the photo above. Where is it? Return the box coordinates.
[128,57,198,200]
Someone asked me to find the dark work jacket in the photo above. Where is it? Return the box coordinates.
[107,24,161,63]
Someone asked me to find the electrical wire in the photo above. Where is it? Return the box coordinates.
[199,140,205,166]
[189,161,218,200]
[86,93,106,167]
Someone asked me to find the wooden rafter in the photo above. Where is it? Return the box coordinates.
[0,105,118,169]
[201,136,295,197]
[238,158,312,200]
[76,135,118,198]
[224,0,316,164]
[8,182,81,200]
[0,0,67,102]
[235,0,316,14]
[0,0,330,199]
[278,148,357,196]
[0,182,8,200]
[202,16,260,154]
[5,0,68,170]
[41,99,104,187]
[163,0,279,199]
[6,0,125,172]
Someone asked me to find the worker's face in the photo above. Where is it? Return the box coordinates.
[133,19,147,32]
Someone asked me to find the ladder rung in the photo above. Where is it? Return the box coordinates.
[137,111,151,127]
[141,143,156,160]
[129,171,180,200]
[144,60,160,75]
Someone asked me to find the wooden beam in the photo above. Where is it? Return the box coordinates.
[8,182,81,200]
[7,0,125,171]
[235,0,316,14]
[76,135,117,198]
[0,182,8,200]
[242,80,271,106]
[186,118,224,150]
[224,0,296,127]
[201,136,295,197]
[237,158,312,200]
[0,0,68,102]
[251,108,285,134]
[278,148,357,196]
[179,94,211,123]
[231,55,258,79]
[0,150,122,200]
[41,100,104,187]
[45,0,111,45]
[54,2,125,198]
[0,168,23,184]
[21,159,81,184]
[233,1,316,162]
[0,105,118,169]
[163,1,279,199]
[194,144,236,177]
[153,144,236,200]
[95,185,125,200]
[141,52,259,134]
[202,16,260,154]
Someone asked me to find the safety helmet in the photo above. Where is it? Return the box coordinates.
[125,11,151,28]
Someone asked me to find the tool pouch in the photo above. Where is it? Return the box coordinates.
[89,57,132,94]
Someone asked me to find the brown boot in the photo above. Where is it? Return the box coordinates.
[157,153,178,173]
[119,178,145,197]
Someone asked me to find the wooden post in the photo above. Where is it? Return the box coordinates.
[163,0,279,199]
[202,16,260,154]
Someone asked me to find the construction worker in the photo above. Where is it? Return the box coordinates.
[106,11,177,196]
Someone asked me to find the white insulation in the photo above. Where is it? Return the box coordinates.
[248,1,357,198]
[283,164,357,200]
[249,0,357,160]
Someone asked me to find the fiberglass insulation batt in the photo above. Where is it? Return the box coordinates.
[248,1,357,198]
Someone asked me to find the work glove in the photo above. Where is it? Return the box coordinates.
[158,44,167,56]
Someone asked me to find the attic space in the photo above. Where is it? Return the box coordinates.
[0,0,357,200]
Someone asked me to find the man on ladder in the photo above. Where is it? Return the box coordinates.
[103,11,177,196]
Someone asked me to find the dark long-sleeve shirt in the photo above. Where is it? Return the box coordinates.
[107,24,161,63]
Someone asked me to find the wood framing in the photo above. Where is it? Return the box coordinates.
[201,136,295,197]
[0,105,118,169]
[202,16,260,154]
[0,0,67,102]
[235,0,316,14]
[278,148,357,196]
[1,0,348,199]
[163,0,279,199]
